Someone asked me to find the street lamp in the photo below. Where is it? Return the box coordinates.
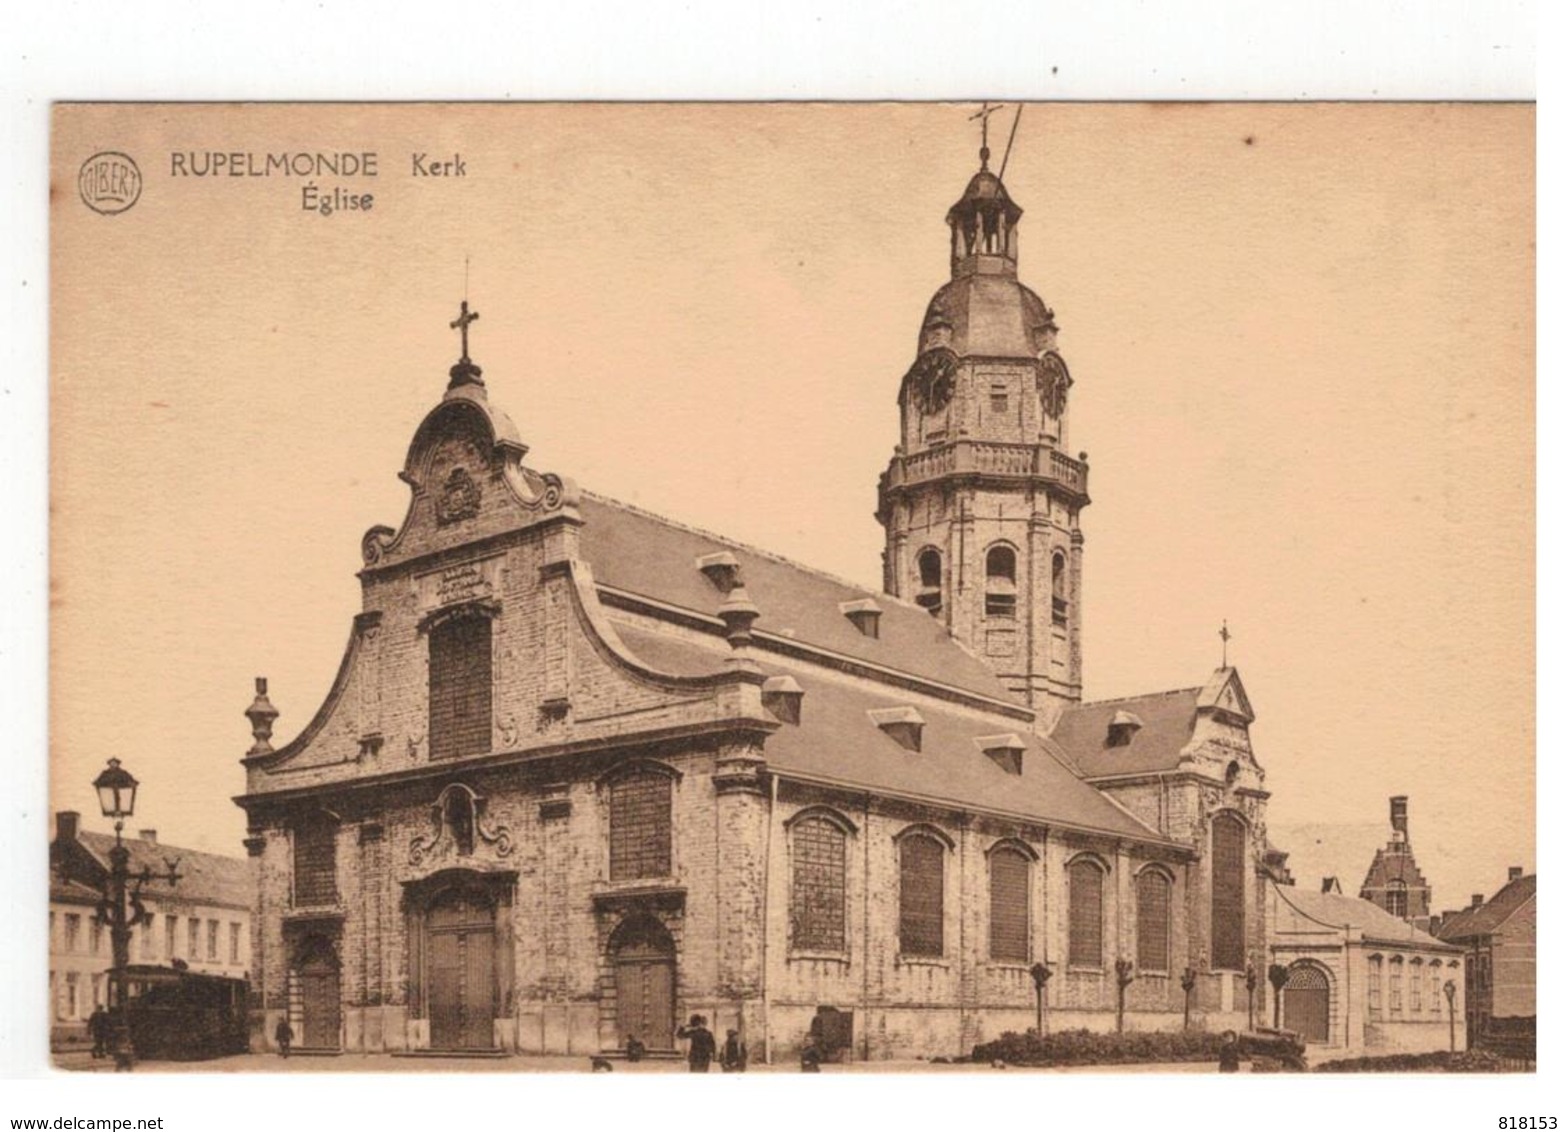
[1267,964,1289,1030]
[1114,958,1135,1034]
[90,758,180,1072]
[1029,961,1053,1036]
[1443,979,1458,1053]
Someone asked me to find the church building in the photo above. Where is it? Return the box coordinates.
[235,140,1287,1061]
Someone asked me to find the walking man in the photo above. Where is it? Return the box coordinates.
[676,1014,716,1073]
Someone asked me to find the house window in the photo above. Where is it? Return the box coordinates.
[1386,879,1408,919]
[141,916,156,958]
[1431,969,1442,1013]
[1051,552,1068,625]
[1389,955,1403,1013]
[990,384,1009,414]
[1136,869,1172,972]
[230,922,242,965]
[293,818,339,906]
[988,846,1030,962]
[1367,955,1383,1017]
[1210,813,1247,970]
[790,816,847,952]
[64,913,80,953]
[188,918,200,958]
[898,833,945,958]
[1410,959,1423,1011]
[428,614,493,761]
[984,545,1017,619]
[90,919,102,956]
[207,920,219,961]
[1068,857,1105,968]
[65,973,80,1020]
[609,769,672,881]
[165,914,178,959]
[915,549,943,616]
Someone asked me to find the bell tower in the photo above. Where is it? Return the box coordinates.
[876,139,1090,709]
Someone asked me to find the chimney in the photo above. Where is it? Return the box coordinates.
[1471,893,1485,908]
[1508,866,1523,882]
[1389,795,1409,841]
[55,811,80,843]
[138,830,157,844]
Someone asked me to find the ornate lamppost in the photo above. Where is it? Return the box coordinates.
[1268,963,1289,1030]
[1245,961,1259,1031]
[1114,958,1135,1033]
[91,758,181,1072]
[1443,979,1457,1053]
[1029,961,1053,1036]
[1180,966,1197,1031]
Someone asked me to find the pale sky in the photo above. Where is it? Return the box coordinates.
[50,103,1533,912]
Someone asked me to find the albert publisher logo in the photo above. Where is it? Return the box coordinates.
[78,151,142,215]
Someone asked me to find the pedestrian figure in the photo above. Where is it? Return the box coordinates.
[800,1036,823,1073]
[676,1014,716,1073]
[274,1016,294,1059]
[88,1004,108,1059]
[625,1034,646,1063]
[720,1029,747,1072]
[1218,1029,1241,1074]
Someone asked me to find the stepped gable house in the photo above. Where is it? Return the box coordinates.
[236,144,1286,1060]
[1358,796,1433,926]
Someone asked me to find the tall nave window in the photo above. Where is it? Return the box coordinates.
[1210,813,1246,971]
[790,815,847,952]
[1068,857,1105,968]
[1135,868,1172,972]
[898,833,945,958]
[988,846,1030,962]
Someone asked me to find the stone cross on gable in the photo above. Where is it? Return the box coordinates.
[1220,620,1232,668]
[450,300,479,362]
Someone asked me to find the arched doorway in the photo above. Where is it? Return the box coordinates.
[1281,962,1331,1043]
[426,888,498,1050]
[295,935,341,1050]
[611,915,675,1051]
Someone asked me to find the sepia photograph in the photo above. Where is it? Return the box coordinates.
[42,100,1534,1087]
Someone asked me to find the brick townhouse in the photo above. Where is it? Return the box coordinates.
[235,144,1290,1061]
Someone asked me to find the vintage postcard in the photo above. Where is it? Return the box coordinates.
[47,102,1533,1082]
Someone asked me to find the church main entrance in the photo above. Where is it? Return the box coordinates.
[426,889,497,1051]
[611,916,675,1051]
[1280,963,1330,1044]
[296,935,342,1050]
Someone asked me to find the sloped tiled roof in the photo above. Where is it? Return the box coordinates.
[1435,874,1536,942]
[76,832,252,911]
[577,494,1021,705]
[1049,687,1201,777]
[605,614,1170,846]
[1274,884,1459,951]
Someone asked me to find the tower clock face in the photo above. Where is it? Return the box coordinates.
[910,350,957,414]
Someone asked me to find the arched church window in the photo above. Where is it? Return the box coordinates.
[1068,857,1105,968]
[292,816,338,907]
[898,833,945,957]
[985,545,1017,619]
[1051,552,1068,626]
[609,769,672,881]
[1210,812,1246,971]
[1136,868,1172,972]
[790,815,847,952]
[915,548,943,616]
[428,613,493,761]
[1389,879,1410,918]
[988,846,1030,962]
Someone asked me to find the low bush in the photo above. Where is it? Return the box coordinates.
[1313,1049,1510,1073]
[972,1028,1225,1067]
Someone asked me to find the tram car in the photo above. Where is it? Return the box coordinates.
[112,964,250,1060]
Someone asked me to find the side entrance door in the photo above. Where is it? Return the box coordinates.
[297,940,341,1050]
[1280,964,1330,1044]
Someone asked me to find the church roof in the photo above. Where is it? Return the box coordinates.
[1434,873,1536,942]
[577,493,1022,707]
[1048,686,1203,777]
[602,616,1168,843]
[1272,884,1459,952]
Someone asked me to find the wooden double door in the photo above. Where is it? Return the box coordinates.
[296,935,342,1050]
[612,916,676,1051]
[1280,964,1330,1044]
[427,891,497,1051]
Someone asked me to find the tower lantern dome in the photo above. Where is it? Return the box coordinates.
[946,164,1023,278]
